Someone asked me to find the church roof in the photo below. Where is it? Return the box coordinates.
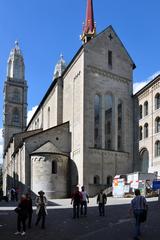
[26,46,84,130]
[31,141,68,156]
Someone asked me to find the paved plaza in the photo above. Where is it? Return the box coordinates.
[0,197,160,240]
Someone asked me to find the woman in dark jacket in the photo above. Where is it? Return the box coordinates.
[14,194,28,236]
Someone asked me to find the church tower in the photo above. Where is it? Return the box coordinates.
[53,54,67,80]
[81,0,96,43]
[3,41,28,151]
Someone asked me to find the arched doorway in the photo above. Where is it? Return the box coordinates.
[139,148,149,172]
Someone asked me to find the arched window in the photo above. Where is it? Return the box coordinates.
[139,105,142,119]
[117,100,123,151]
[155,141,160,157]
[93,175,100,185]
[139,126,143,140]
[118,117,122,130]
[118,135,121,150]
[105,94,112,149]
[12,108,20,125]
[155,93,160,110]
[37,118,39,129]
[48,107,50,128]
[144,123,148,138]
[107,139,111,150]
[140,148,149,172]
[52,161,57,174]
[94,95,101,148]
[144,101,148,116]
[107,176,113,187]
[107,121,111,134]
[155,117,160,133]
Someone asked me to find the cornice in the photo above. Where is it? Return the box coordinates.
[86,65,131,85]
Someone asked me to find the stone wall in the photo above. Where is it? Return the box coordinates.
[31,154,68,198]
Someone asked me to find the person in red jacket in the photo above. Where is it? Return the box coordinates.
[71,186,82,219]
[14,194,28,236]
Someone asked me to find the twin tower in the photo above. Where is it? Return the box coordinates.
[3,42,27,151]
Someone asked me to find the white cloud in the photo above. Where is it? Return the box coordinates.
[0,128,3,164]
[27,105,38,124]
[147,71,160,81]
[133,71,160,94]
[133,80,149,94]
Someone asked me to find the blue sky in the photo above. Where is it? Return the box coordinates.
[0,0,160,162]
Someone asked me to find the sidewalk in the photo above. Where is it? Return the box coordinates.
[0,196,158,210]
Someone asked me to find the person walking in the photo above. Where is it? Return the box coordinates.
[35,190,48,229]
[11,187,15,201]
[14,194,28,236]
[130,189,148,240]
[80,186,89,216]
[26,192,33,228]
[71,186,82,219]
[97,190,107,216]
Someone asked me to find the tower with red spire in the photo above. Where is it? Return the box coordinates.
[81,0,96,43]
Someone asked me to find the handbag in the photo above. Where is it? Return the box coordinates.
[14,207,21,214]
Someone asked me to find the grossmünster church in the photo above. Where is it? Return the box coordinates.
[3,0,160,198]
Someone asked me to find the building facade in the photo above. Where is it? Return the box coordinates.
[134,75,160,177]
[3,0,137,198]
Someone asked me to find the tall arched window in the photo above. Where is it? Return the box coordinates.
[144,101,148,116]
[118,135,121,150]
[140,148,149,172]
[139,105,142,119]
[93,175,100,185]
[52,161,57,174]
[117,100,123,151]
[155,141,160,157]
[12,108,20,125]
[94,95,101,148]
[144,123,148,138]
[105,94,112,150]
[155,117,160,133]
[155,93,160,110]
[107,175,113,187]
[48,107,50,128]
[37,118,39,129]
[118,117,122,130]
[139,126,143,140]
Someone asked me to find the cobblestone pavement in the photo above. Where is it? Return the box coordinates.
[0,199,160,240]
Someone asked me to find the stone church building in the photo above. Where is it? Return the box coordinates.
[3,0,159,198]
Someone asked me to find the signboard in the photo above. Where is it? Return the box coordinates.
[152,180,160,190]
[113,178,125,197]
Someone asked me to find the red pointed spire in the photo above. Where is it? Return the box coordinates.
[84,0,95,33]
[81,0,96,43]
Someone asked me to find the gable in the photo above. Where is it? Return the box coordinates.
[84,25,135,73]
